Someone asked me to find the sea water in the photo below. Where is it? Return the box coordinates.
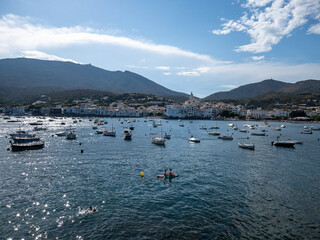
[0,117,319,239]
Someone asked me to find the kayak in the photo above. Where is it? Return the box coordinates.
[157,174,179,178]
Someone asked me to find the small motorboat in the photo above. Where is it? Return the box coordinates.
[208,131,220,136]
[238,142,255,150]
[189,137,200,143]
[164,133,171,139]
[218,135,233,140]
[66,132,76,140]
[272,140,295,147]
[152,137,166,145]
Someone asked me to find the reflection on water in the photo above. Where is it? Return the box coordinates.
[0,117,319,239]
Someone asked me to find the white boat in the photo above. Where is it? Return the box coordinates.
[151,137,166,145]
[179,123,184,127]
[280,124,286,128]
[238,143,255,150]
[232,126,238,130]
[208,131,220,136]
[273,127,281,131]
[66,132,76,140]
[56,131,68,137]
[239,129,248,133]
[228,123,234,127]
[218,135,233,140]
[189,137,200,143]
[96,128,106,134]
[310,126,320,131]
[300,129,312,134]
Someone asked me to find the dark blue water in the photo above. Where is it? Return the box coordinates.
[1,117,319,239]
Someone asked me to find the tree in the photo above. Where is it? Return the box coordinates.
[289,110,307,118]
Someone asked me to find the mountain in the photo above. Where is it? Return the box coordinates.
[204,79,320,101]
[0,58,187,101]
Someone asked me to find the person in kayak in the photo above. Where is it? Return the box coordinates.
[168,168,174,177]
[164,169,167,177]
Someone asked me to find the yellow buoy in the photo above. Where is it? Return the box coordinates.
[140,172,144,177]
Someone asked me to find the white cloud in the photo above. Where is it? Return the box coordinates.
[220,85,238,89]
[252,55,264,61]
[0,14,218,63]
[155,66,170,70]
[20,50,80,63]
[308,22,320,34]
[177,71,201,76]
[212,0,320,53]
[163,72,172,76]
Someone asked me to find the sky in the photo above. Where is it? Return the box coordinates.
[0,0,320,97]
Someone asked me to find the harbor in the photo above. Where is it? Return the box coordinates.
[1,116,320,239]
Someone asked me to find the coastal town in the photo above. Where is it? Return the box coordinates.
[2,92,320,121]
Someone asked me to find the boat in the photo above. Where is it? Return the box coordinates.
[280,124,286,128]
[151,137,166,145]
[238,143,255,150]
[103,124,116,137]
[56,131,68,137]
[179,122,184,127]
[129,124,135,130]
[310,126,320,131]
[199,125,207,130]
[273,127,281,131]
[66,132,76,140]
[208,131,220,136]
[29,122,43,126]
[228,123,234,127]
[232,126,238,130]
[239,129,248,133]
[124,129,132,140]
[9,131,35,138]
[92,126,98,130]
[164,133,171,139]
[11,141,45,151]
[272,140,295,147]
[12,136,41,143]
[251,132,266,136]
[33,126,47,131]
[218,135,233,140]
[189,137,200,143]
[300,129,312,134]
[96,128,106,134]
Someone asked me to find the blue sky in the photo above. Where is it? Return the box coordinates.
[1,0,320,97]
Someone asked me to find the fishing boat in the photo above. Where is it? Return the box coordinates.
[103,124,116,137]
[124,129,132,140]
[238,143,255,150]
[11,140,45,151]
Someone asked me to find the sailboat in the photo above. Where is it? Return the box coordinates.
[104,124,116,137]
